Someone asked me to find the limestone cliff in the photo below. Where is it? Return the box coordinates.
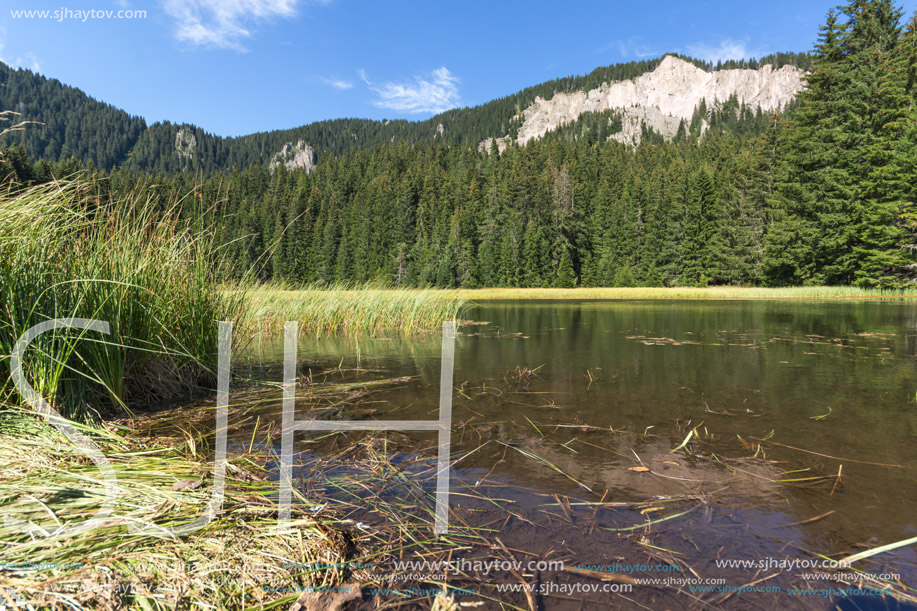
[483,55,804,150]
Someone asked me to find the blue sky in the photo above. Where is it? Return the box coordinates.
[2,0,917,137]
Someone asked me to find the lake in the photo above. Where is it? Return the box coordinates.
[182,300,917,609]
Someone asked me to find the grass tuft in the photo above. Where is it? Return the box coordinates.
[0,180,240,422]
[0,406,360,611]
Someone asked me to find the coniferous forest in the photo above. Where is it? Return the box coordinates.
[2,0,916,289]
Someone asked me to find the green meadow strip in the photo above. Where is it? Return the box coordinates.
[451,286,917,300]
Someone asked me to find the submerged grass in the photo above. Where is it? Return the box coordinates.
[453,286,917,300]
[234,283,467,337]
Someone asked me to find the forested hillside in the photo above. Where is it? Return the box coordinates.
[0,63,145,170]
[1,0,914,288]
[1,110,777,288]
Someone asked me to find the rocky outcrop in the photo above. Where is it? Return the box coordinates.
[175,127,196,161]
[269,140,316,173]
[478,136,510,154]
[489,55,804,149]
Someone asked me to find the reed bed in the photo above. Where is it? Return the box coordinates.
[453,286,917,301]
[0,180,239,422]
[234,284,467,337]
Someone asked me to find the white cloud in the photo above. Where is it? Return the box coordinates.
[22,51,40,72]
[361,67,461,114]
[685,38,753,63]
[0,22,7,64]
[599,36,658,59]
[162,0,299,51]
[321,77,353,90]
[0,52,42,73]
[0,25,42,73]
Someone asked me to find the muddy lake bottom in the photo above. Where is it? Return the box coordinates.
[140,300,917,610]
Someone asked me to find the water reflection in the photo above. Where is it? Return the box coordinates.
[224,300,917,596]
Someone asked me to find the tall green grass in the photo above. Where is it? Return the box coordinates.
[0,180,239,422]
[235,283,467,337]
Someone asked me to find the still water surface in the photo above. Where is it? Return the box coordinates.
[231,300,917,607]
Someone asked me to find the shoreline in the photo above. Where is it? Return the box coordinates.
[449,286,917,301]
[0,407,359,611]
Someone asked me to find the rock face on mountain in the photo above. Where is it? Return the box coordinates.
[269,140,317,173]
[485,55,805,151]
[175,127,196,161]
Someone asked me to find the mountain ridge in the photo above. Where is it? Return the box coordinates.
[0,51,811,173]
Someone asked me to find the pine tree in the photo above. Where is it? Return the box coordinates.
[766,0,915,287]
[765,8,851,285]
[683,169,725,286]
[554,246,577,288]
[853,11,916,286]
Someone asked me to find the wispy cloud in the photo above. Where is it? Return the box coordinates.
[598,36,658,59]
[361,67,461,114]
[0,24,41,72]
[161,0,300,51]
[0,51,42,72]
[321,77,353,90]
[21,51,40,72]
[685,38,755,63]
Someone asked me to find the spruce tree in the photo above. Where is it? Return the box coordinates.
[555,246,577,288]
[765,9,851,285]
[854,11,916,286]
[683,169,724,286]
[766,0,914,286]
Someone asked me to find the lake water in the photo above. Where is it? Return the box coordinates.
[207,300,917,608]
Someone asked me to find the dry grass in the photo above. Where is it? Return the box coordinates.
[0,407,364,611]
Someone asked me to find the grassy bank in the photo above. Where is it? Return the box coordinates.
[229,284,917,340]
[0,181,471,609]
[235,284,467,337]
[452,286,917,301]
